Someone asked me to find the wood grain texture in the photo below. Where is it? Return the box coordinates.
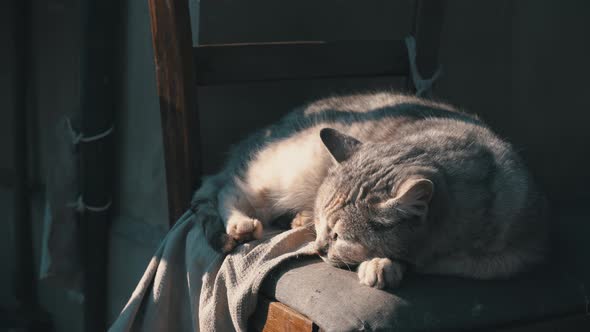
[194,40,409,85]
[148,0,201,226]
[249,296,318,332]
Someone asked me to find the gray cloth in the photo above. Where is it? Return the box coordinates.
[200,227,315,331]
[110,211,217,331]
[109,210,315,332]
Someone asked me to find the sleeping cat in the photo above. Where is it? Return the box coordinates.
[192,92,549,289]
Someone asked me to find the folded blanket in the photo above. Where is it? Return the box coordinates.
[109,210,316,332]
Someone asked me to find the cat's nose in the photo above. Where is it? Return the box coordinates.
[314,241,328,256]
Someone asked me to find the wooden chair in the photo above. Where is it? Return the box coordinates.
[147,1,590,330]
[148,0,444,330]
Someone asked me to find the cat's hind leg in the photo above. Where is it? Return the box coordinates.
[191,174,237,253]
[192,175,263,253]
[218,179,266,248]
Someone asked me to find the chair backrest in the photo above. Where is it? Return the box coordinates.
[148,0,447,226]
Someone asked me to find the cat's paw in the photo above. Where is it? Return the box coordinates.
[226,217,263,243]
[357,258,404,289]
[291,211,314,229]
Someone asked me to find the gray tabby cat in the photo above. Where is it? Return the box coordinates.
[193,92,549,289]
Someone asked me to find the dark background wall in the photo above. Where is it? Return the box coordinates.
[438,1,590,209]
[0,0,16,311]
[1,1,589,331]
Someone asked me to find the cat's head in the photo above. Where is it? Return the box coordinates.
[313,128,435,267]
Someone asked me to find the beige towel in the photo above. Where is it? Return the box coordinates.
[200,227,316,331]
[109,210,315,332]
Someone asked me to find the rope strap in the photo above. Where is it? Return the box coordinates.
[67,195,112,214]
[405,36,442,97]
[66,117,114,145]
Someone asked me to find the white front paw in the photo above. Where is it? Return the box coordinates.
[357,258,404,289]
[226,217,263,242]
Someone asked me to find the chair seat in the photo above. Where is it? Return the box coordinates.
[261,257,587,331]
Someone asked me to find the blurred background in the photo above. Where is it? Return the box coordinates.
[1,0,589,331]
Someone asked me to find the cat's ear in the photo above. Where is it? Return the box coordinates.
[320,128,362,163]
[380,178,434,219]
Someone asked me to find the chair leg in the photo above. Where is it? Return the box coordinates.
[249,296,319,332]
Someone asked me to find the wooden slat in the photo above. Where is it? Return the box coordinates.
[148,0,202,225]
[249,296,318,332]
[194,40,409,85]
